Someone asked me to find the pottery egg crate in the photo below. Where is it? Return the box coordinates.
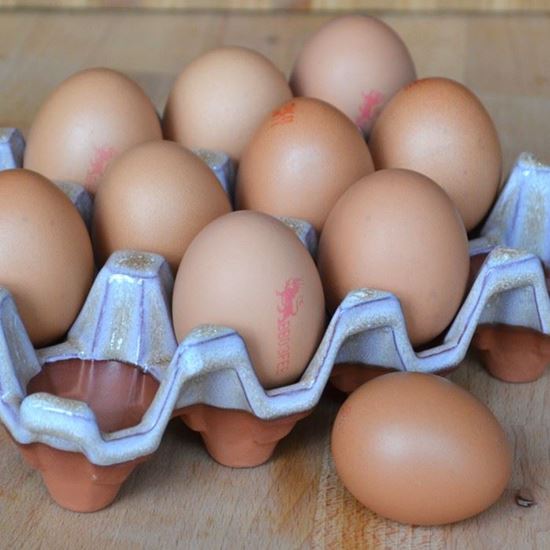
[1,128,549,512]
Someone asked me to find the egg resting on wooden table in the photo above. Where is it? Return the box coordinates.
[0,169,94,346]
[369,77,502,231]
[172,211,326,389]
[318,169,469,346]
[236,97,374,231]
[331,373,512,525]
[24,68,162,194]
[92,140,232,273]
[291,15,416,136]
[163,46,292,164]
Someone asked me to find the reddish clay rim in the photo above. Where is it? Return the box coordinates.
[27,358,160,433]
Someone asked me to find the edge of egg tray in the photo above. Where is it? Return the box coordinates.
[1,128,549,467]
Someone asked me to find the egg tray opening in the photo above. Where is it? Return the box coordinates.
[2,128,550,511]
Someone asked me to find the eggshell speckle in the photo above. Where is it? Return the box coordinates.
[318,169,469,345]
[172,211,325,389]
[0,169,94,346]
[331,373,513,526]
[369,77,502,231]
[236,97,374,231]
[24,68,162,194]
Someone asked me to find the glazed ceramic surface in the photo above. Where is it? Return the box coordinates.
[1,129,550,469]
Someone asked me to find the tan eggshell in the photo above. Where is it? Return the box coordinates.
[290,15,416,135]
[163,47,292,163]
[92,140,231,272]
[318,169,469,345]
[236,97,374,231]
[0,169,94,346]
[172,211,326,389]
[24,68,162,194]
[331,373,513,525]
[369,77,502,231]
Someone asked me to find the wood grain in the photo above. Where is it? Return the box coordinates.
[2,1,550,13]
[1,10,549,549]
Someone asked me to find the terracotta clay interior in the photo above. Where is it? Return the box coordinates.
[27,359,159,433]
[18,359,159,512]
[176,404,310,469]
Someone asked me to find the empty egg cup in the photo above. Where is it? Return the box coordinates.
[1,128,550,511]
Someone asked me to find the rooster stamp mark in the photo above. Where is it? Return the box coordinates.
[85,145,117,188]
[276,278,304,375]
[355,89,384,129]
[270,102,296,128]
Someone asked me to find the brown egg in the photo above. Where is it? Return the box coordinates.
[331,373,512,525]
[236,97,374,231]
[0,169,94,346]
[290,15,416,136]
[172,211,325,389]
[163,47,292,163]
[24,68,162,194]
[92,140,231,272]
[318,169,469,345]
[369,77,502,231]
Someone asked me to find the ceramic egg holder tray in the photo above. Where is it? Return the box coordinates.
[1,128,550,513]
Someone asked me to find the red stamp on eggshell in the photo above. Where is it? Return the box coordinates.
[270,102,296,128]
[275,277,304,375]
[355,89,384,130]
[85,145,117,188]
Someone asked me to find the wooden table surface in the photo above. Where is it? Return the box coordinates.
[3,1,550,12]
[1,10,549,550]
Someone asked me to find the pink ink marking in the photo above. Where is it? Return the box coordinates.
[270,102,296,128]
[275,278,304,375]
[85,146,117,189]
[355,89,384,130]
[277,278,303,320]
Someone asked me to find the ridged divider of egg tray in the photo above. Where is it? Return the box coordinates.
[1,127,550,511]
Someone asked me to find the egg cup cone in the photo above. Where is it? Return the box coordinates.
[0,251,178,512]
[473,324,550,382]
[17,358,160,511]
[17,441,149,512]
[177,405,309,468]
